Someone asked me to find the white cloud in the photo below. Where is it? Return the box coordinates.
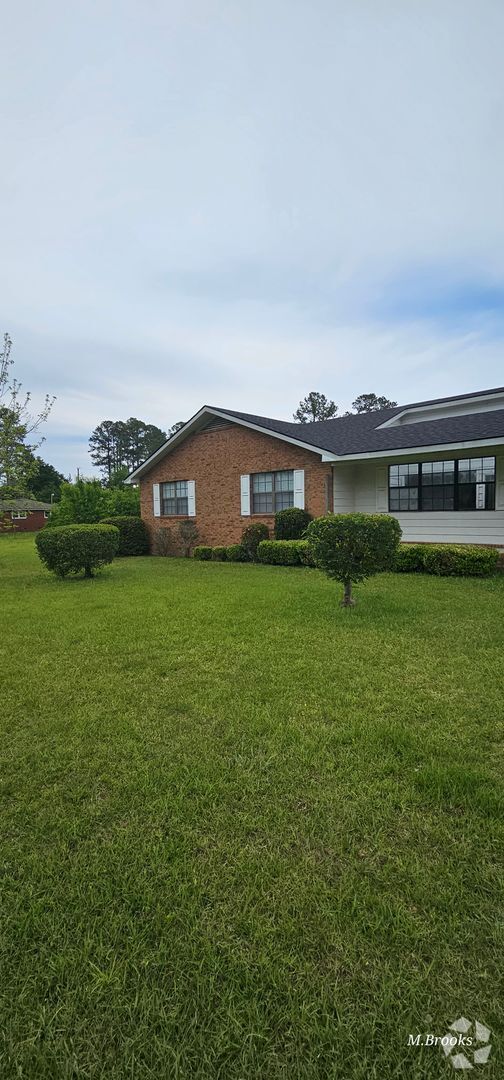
[1,1,504,473]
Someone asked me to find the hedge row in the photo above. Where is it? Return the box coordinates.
[395,543,500,577]
[193,544,249,562]
[257,539,315,566]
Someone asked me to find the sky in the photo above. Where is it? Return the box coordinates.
[2,0,504,477]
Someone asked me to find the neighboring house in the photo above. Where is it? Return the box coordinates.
[0,498,52,532]
[126,386,504,548]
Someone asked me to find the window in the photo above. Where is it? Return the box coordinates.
[457,457,496,511]
[44,511,50,519]
[160,480,188,516]
[388,457,496,511]
[251,470,294,514]
[388,464,419,512]
[11,511,28,520]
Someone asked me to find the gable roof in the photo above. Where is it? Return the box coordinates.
[126,385,504,481]
[0,498,52,511]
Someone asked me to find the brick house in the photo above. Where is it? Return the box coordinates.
[126,387,504,548]
[0,498,52,532]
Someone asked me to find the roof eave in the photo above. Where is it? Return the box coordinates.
[334,435,504,462]
[125,406,336,481]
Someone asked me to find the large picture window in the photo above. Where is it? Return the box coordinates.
[388,457,495,512]
[251,470,294,514]
[160,480,188,516]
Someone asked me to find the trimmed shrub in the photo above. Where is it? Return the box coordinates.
[297,539,317,567]
[395,543,499,577]
[226,544,249,562]
[274,507,312,540]
[35,524,119,578]
[394,544,426,573]
[211,546,228,561]
[257,540,303,565]
[100,516,149,556]
[193,545,213,560]
[241,522,269,561]
[306,513,402,606]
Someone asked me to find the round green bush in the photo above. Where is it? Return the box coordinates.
[306,513,402,606]
[241,522,269,561]
[274,507,312,540]
[193,546,213,560]
[226,544,248,562]
[100,516,149,556]
[35,524,119,579]
[211,546,228,561]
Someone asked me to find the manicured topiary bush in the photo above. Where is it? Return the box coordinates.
[226,544,248,562]
[241,522,269,561]
[395,543,499,577]
[274,507,312,540]
[211,546,228,561]
[306,513,402,606]
[35,524,119,579]
[100,516,149,556]
[193,546,213,560]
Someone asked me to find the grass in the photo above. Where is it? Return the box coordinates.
[0,535,503,1079]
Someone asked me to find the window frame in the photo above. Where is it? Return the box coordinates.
[251,470,294,515]
[11,511,28,520]
[388,457,496,512]
[160,480,189,517]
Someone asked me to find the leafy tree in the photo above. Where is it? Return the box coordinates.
[101,485,140,517]
[28,457,66,503]
[293,392,338,423]
[48,480,105,527]
[169,421,185,436]
[0,333,55,495]
[351,393,398,413]
[306,513,402,607]
[89,418,166,481]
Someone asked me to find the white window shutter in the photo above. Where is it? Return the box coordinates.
[153,483,161,517]
[240,474,250,515]
[293,469,305,509]
[187,480,196,517]
[376,467,388,512]
[496,456,504,510]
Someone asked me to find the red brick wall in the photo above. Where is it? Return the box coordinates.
[140,423,333,547]
[0,511,48,532]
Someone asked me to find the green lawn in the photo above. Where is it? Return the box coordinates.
[1,536,503,1079]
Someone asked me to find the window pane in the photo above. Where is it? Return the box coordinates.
[274,471,294,491]
[275,490,294,511]
[176,481,188,497]
[252,472,273,493]
[252,492,273,514]
[176,497,188,515]
[389,491,400,511]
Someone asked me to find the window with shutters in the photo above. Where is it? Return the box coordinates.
[251,471,294,514]
[160,480,189,515]
[388,457,496,511]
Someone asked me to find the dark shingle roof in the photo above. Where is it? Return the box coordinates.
[215,392,504,457]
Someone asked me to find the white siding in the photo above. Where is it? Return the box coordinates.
[344,448,504,546]
[333,463,355,512]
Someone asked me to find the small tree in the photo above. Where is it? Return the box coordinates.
[177,519,199,557]
[306,513,402,607]
[35,524,119,579]
[293,392,338,423]
[351,393,397,414]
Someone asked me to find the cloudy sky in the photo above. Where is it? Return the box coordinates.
[2,1,504,476]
